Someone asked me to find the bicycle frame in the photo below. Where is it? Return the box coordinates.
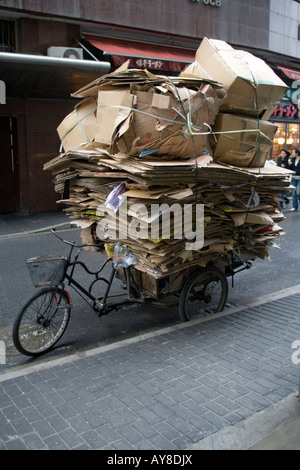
[64,261,136,316]
[50,229,251,318]
[15,230,253,358]
[51,229,148,317]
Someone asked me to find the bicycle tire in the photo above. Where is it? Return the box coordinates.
[179,266,228,322]
[13,287,71,357]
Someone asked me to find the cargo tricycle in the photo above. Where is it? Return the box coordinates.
[12,229,252,357]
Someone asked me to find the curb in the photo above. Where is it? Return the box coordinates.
[187,393,300,450]
[0,222,76,240]
[1,283,300,384]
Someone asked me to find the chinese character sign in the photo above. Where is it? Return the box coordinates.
[135,59,164,70]
[272,103,300,119]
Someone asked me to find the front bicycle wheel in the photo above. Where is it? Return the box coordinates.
[179,266,228,322]
[13,287,71,356]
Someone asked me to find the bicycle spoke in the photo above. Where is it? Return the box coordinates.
[180,268,228,322]
[13,289,71,356]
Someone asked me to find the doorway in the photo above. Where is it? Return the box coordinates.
[0,116,18,213]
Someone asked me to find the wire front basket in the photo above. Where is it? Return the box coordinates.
[27,255,68,287]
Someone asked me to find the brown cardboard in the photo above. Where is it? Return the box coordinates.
[117,84,222,158]
[230,211,274,226]
[116,89,180,154]
[64,70,224,158]
[57,97,97,152]
[212,113,278,168]
[130,103,163,148]
[135,91,171,110]
[95,90,134,145]
[181,38,288,118]
[45,146,290,275]
[50,66,291,277]
[156,130,203,158]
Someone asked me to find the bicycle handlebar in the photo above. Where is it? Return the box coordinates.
[50,228,102,250]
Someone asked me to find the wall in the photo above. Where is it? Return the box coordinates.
[269,0,300,58]
[0,0,275,213]
[19,18,80,54]
[25,99,74,213]
[0,0,270,50]
[0,98,74,213]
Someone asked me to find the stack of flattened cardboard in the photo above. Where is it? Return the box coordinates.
[45,150,291,276]
[44,38,292,278]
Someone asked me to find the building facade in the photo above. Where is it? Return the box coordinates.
[0,0,300,213]
[268,0,300,158]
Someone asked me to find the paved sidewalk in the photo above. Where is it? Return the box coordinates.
[0,287,299,450]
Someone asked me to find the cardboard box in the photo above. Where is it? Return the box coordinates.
[95,90,134,146]
[181,38,288,119]
[57,97,97,152]
[116,266,171,297]
[212,113,278,168]
[58,69,224,158]
[117,84,223,158]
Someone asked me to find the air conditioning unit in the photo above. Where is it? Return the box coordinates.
[47,47,83,60]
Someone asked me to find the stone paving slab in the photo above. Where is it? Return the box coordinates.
[0,291,299,450]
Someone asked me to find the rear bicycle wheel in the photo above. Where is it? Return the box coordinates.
[179,266,228,322]
[13,287,71,356]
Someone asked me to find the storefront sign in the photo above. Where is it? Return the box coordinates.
[272,103,300,120]
[191,0,222,6]
[112,55,187,72]
[135,59,164,69]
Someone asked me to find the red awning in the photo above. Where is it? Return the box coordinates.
[84,34,195,72]
[277,65,300,81]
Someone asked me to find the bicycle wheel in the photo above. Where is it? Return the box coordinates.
[179,266,228,322]
[13,287,71,356]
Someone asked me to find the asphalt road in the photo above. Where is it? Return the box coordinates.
[1,209,299,369]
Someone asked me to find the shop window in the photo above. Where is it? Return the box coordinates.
[286,123,300,150]
[272,123,300,160]
[273,123,287,159]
